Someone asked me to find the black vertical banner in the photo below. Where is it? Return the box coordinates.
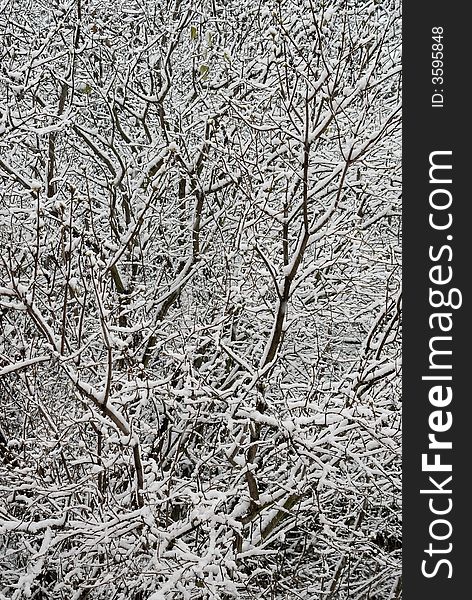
[404,3,469,598]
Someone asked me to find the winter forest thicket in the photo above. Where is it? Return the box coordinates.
[0,0,401,598]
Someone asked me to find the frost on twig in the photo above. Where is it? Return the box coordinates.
[0,1,401,598]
